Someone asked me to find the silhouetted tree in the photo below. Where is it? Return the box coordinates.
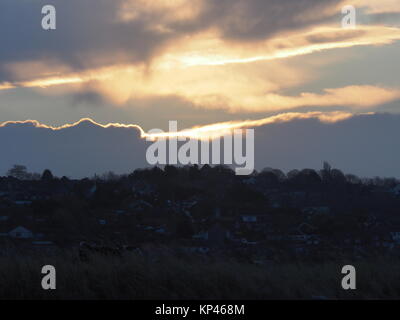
[101,171,119,181]
[41,169,54,181]
[297,169,322,186]
[188,164,200,179]
[164,165,179,178]
[331,169,346,185]
[346,174,361,184]
[7,165,30,180]
[320,161,332,183]
[287,169,299,180]
[260,168,280,186]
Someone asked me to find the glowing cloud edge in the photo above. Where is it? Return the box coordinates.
[0,111,365,140]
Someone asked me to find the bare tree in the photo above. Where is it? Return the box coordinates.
[7,165,30,180]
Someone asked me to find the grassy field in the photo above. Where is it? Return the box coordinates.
[0,250,399,300]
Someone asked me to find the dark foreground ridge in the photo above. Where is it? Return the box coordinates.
[0,253,398,299]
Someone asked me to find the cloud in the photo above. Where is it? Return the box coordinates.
[116,0,346,42]
[118,0,205,25]
[165,25,400,67]
[170,0,344,41]
[1,23,399,111]
[0,118,145,136]
[0,0,393,83]
[254,112,400,178]
[0,111,353,139]
[0,0,172,80]
[220,85,400,113]
[355,0,400,14]
[0,118,148,178]
[143,111,355,139]
[2,112,400,178]
[1,0,399,122]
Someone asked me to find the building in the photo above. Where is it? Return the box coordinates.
[208,224,230,247]
[241,215,258,223]
[302,207,330,215]
[390,231,400,244]
[8,226,34,239]
[391,185,400,196]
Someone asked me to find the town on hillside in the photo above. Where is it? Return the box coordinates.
[1,162,400,263]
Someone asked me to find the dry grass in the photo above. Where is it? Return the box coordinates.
[0,251,399,300]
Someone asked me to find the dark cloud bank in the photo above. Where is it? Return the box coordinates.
[0,0,343,81]
[1,113,399,178]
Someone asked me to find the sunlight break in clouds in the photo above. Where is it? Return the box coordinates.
[163,26,400,68]
[0,24,399,112]
[226,86,400,113]
[143,111,356,140]
[0,111,356,140]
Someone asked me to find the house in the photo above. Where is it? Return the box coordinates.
[390,231,400,244]
[182,247,210,254]
[208,224,230,247]
[243,177,256,185]
[391,185,400,196]
[87,183,97,197]
[8,226,34,239]
[192,231,209,241]
[302,207,330,215]
[241,215,257,223]
[287,234,310,242]
[155,227,167,234]
[286,228,319,244]
[297,222,317,235]
[240,239,258,245]
[132,181,156,197]
[31,241,57,252]
[267,234,285,241]
[0,225,9,237]
[128,200,153,212]
[32,241,54,246]
[271,202,281,208]
[14,200,32,206]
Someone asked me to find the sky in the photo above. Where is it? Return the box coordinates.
[0,0,399,176]
[2,113,400,178]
